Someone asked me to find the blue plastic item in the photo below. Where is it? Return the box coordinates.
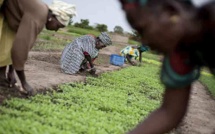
[110,54,125,66]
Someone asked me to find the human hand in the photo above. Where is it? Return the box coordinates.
[16,70,36,96]
[131,60,138,66]
[89,67,96,75]
[20,82,36,96]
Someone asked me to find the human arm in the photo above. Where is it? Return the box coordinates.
[84,53,94,69]
[128,86,191,134]
[139,50,142,63]
[84,54,96,74]
[126,54,132,64]
[126,54,136,66]
[128,51,199,133]
[11,14,39,95]
[16,70,35,95]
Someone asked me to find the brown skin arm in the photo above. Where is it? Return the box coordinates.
[85,55,96,75]
[128,86,191,134]
[85,55,94,68]
[126,54,135,65]
[139,50,142,63]
[0,66,8,87]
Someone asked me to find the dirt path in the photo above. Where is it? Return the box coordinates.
[26,48,126,91]
[0,44,127,99]
[174,82,215,134]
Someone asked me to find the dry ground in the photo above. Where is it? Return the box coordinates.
[174,82,215,134]
[0,43,214,133]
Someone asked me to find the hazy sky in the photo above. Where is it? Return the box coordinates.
[43,0,212,33]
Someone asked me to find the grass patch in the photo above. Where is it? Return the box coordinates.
[39,35,52,40]
[142,58,161,66]
[200,72,215,98]
[33,41,69,51]
[142,52,161,62]
[128,40,140,45]
[67,26,100,36]
[141,52,215,98]
[58,31,81,37]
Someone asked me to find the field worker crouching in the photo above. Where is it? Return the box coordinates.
[60,32,112,75]
[120,44,149,66]
[119,0,215,133]
[0,0,77,95]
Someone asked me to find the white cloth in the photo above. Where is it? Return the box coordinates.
[49,0,77,26]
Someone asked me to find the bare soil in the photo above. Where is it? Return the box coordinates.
[0,42,214,133]
[0,44,127,100]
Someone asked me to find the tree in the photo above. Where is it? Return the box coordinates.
[114,26,124,34]
[74,19,90,29]
[95,24,108,32]
[80,19,90,26]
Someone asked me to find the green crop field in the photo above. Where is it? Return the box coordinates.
[1,25,214,134]
[200,72,215,97]
[0,64,164,134]
[0,51,214,134]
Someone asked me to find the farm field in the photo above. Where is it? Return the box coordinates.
[0,65,163,134]
[0,27,215,134]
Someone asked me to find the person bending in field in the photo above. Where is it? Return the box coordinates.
[0,0,76,95]
[60,32,112,75]
[119,0,215,133]
[120,44,149,66]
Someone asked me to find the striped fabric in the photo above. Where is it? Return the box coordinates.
[60,35,99,74]
[98,32,112,46]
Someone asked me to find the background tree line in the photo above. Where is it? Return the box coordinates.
[70,19,141,42]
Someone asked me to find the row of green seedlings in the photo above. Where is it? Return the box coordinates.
[0,64,164,134]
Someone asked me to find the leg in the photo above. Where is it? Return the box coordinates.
[7,65,17,87]
[0,66,8,87]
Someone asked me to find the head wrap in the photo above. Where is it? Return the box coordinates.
[99,32,112,46]
[48,0,77,26]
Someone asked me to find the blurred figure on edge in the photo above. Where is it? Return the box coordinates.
[119,0,215,133]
